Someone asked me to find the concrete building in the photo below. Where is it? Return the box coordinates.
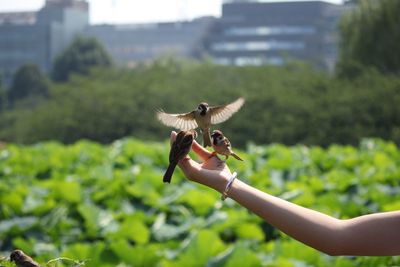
[86,17,215,67]
[0,0,348,85]
[0,0,89,85]
[205,0,346,70]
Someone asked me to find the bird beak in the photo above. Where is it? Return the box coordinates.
[192,130,198,139]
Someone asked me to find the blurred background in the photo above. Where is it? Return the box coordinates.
[1,0,398,147]
[1,0,400,266]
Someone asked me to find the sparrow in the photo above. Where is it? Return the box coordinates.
[211,130,243,161]
[163,130,196,183]
[10,250,40,267]
[157,97,245,147]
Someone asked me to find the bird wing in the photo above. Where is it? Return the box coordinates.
[170,131,194,162]
[156,110,198,130]
[209,97,245,124]
[224,137,232,149]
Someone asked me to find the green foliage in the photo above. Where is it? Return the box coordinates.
[51,36,112,82]
[1,60,400,147]
[7,64,49,107]
[0,138,400,266]
[338,0,400,75]
[167,230,226,267]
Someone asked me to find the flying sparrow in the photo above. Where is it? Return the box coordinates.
[211,130,243,161]
[163,130,196,183]
[10,250,40,267]
[157,97,245,147]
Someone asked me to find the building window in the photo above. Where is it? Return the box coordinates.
[265,57,284,65]
[225,26,315,36]
[213,56,284,66]
[234,57,263,66]
[214,57,231,65]
[211,40,304,52]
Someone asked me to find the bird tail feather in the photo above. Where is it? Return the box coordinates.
[163,163,177,183]
[231,153,243,161]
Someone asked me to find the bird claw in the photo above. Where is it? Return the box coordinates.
[209,151,217,159]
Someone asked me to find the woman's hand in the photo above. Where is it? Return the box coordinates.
[170,131,231,192]
[170,132,400,256]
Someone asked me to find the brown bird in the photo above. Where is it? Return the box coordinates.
[164,130,196,183]
[10,250,40,267]
[157,97,245,147]
[211,130,243,161]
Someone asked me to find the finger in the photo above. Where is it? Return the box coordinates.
[170,131,177,146]
[191,138,213,161]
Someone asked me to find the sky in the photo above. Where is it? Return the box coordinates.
[0,0,344,24]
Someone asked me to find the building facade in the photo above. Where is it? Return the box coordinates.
[86,17,215,67]
[0,0,89,85]
[205,1,345,70]
[0,0,347,85]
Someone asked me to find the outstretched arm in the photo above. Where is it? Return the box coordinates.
[171,132,400,256]
[228,179,400,256]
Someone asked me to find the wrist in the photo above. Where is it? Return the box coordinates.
[197,173,230,193]
[221,172,237,200]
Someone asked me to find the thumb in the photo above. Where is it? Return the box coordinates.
[170,131,177,146]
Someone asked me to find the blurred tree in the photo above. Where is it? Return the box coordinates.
[51,36,112,82]
[338,0,400,76]
[8,64,49,106]
[1,59,400,146]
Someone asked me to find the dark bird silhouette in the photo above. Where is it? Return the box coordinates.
[10,250,40,267]
[157,97,245,147]
[164,130,196,183]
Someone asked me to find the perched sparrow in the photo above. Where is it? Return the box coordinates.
[157,97,245,147]
[211,130,243,161]
[163,130,196,183]
[10,250,40,267]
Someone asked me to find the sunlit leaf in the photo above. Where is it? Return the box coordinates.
[110,239,160,266]
[172,230,226,266]
[61,242,105,267]
[224,242,262,267]
[234,223,264,241]
[77,203,115,238]
[110,214,150,245]
[53,181,82,203]
[177,188,217,215]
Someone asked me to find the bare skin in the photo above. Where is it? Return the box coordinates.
[170,131,400,256]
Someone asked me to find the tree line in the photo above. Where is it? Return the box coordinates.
[0,0,399,147]
[1,60,399,147]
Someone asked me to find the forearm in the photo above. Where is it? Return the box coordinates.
[176,139,400,256]
[218,178,400,256]
[226,179,345,255]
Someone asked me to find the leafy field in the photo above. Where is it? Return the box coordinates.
[0,138,400,266]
